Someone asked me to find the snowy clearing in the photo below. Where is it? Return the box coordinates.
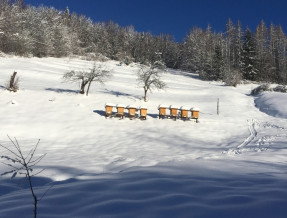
[0,57,287,217]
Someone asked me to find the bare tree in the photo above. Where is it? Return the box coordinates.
[137,61,167,102]
[0,136,50,218]
[85,63,112,96]
[63,63,112,96]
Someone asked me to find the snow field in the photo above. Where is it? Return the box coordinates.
[0,57,287,217]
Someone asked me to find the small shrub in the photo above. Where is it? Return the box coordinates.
[120,56,134,65]
[83,53,109,62]
[251,84,270,95]
[273,85,287,93]
[223,69,242,87]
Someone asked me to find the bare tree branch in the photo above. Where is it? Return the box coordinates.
[0,137,49,218]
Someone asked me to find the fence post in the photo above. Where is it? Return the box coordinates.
[217,98,219,115]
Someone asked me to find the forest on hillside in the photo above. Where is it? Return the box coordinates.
[1,0,287,85]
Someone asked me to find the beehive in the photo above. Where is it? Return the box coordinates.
[139,106,147,120]
[191,107,200,120]
[105,103,115,117]
[169,105,179,120]
[116,104,125,118]
[127,105,137,118]
[180,106,189,119]
[158,105,169,118]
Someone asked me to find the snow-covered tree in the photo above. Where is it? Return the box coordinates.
[137,61,167,102]
[242,28,258,80]
[212,44,225,80]
[63,63,112,96]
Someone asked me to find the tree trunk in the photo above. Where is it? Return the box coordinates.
[80,79,86,94]
[144,88,148,102]
[9,71,17,91]
[86,80,92,96]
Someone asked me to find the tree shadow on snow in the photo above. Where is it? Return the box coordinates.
[0,85,6,90]
[1,164,287,218]
[100,89,141,100]
[168,69,200,80]
[0,176,53,196]
[45,88,79,94]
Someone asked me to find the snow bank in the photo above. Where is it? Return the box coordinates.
[255,92,287,119]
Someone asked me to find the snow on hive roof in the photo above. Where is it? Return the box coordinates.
[191,107,200,111]
[116,104,126,108]
[158,104,169,109]
[127,105,137,109]
[169,105,179,109]
[180,106,190,110]
[139,106,148,109]
[105,103,116,107]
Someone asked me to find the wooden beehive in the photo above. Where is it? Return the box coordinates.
[116,104,125,118]
[180,106,189,119]
[169,105,178,120]
[105,103,115,117]
[139,106,147,120]
[127,105,137,118]
[191,107,200,121]
[158,105,169,119]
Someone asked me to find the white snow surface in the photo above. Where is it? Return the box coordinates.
[0,57,287,217]
[255,92,287,119]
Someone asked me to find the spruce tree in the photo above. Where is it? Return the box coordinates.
[213,44,225,80]
[242,28,258,80]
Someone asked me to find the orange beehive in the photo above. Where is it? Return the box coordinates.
[180,106,189,119]
[169,105,178,120]
[191,107,200,122]
[139,106,147,120]
[158,105,169,119]
[116,104,125,118]
[105,103,115,118]
[127,105,137,119]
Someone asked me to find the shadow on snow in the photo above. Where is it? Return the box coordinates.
[0,164,286,218]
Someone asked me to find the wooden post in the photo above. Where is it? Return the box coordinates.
[217,98,219,115]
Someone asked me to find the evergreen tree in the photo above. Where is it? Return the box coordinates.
[213,44,225,80]
[242,28,258,80]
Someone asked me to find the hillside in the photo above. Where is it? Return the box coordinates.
[0,57,287,217]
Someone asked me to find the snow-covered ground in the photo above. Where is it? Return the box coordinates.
[0,57,287,217]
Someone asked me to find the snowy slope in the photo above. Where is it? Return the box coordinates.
[0,57,287,217]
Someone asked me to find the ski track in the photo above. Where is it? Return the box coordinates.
[224,119,287,155]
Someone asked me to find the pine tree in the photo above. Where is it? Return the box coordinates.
[213,44,225,80]
[242,28,258,80]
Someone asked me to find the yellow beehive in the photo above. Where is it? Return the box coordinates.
[158,105,169,119]
[180,106,189,119]
[116,104,125,118]
[105,103,115,118]
[169,105,178,120]
[127,105,137,119]
[139,106,147,120]
[191,107,200,121]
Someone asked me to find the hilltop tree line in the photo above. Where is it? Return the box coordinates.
[1,0,287,85]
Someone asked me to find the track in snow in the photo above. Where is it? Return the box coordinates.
[223,119,287,155]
